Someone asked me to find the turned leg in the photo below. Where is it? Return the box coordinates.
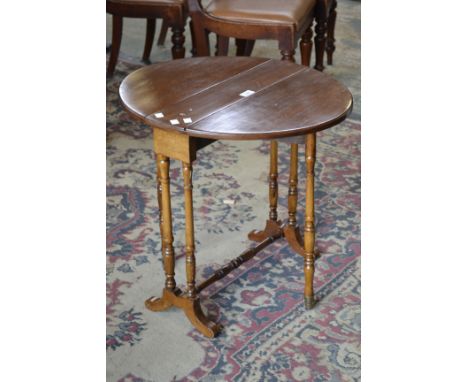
[300,24,313,67]
[248,140,282,241]
[288,144,299,227]
[171,25,185,59]
[326,0,337,65]
[142,18,156,63]
[284,143,306,255]
[107,14,123,76]
[158,19,169,46]
[314,17,327,71]
[304,133,317,309]
[157,154,165,256]
[182,162,196,298]
[281,49,296,63]
[159,154,176,290]
[269,140,279,222]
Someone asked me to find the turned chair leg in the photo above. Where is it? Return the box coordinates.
[280,49,296,63]
[300,24,313,67]
[107,14,123,76]
[182,162,196,298]
[158,154,176,291]
[158,19,169,46]
[304,133,317,309]
[314,17,327,71]
[142,18,156,63]
[171,25,185,59]
[326,0,337,65]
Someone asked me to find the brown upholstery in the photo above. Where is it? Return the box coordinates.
[108,0,183,5]
[204,0,316,25]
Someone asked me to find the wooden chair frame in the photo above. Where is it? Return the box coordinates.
[106,1,188,76]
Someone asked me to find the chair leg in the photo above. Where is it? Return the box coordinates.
[142,18,156,63]
[192,23,210,56]
[314,18,327,71]
[235,39,246,56]
[158,19,169,46]
[189,20,196,56]
[280,49,296,63]
[300,24,313,67]
[171,25,186,59]
[216,35,229,56]
[107,14,123,76]
[235,39,256,56]
[244,40,255,56]
[326,0,337,65]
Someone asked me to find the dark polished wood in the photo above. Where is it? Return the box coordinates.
[106,0,188,76]
[120,57,352,140]
[120,57,352,337]
[157,19,170,46]
[326,0,337,65]
[142,18,156,63]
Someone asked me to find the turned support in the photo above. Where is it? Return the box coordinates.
[326,0,338,65]
[303,133,317,309]
[288,143,299,227]
[300,24,313,67]
[281,49,296,63]
[158,154,176,290]
[269,140,279,222]
[314,16,327,71]
[182,162,196,298]
[248,140,282,241]
[171,25,185,59]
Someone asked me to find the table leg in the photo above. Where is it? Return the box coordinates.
[288,143,299,227]
[158,154,176,291]
[146,154,177,312]
[157,154,165,261]
[284,143,307,254]
[304,133,317,309]
[248,140,282,241]
[182,162,196,298]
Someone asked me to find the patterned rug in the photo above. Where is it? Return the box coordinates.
[107,56,361,381]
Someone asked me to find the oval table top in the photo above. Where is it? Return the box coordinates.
[120,56,353,140]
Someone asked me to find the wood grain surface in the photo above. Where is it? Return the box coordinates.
[120,56,353,140]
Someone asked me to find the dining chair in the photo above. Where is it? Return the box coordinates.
[107,0,188,76]
[187,0,317,66]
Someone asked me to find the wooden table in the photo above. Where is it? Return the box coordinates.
[120,56,353,337]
